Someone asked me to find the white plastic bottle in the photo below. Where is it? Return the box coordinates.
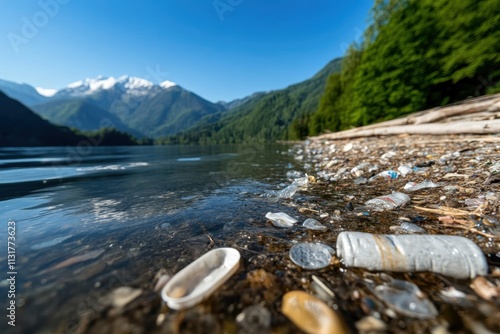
[336,232,488,279]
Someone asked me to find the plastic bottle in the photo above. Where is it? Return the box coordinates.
[365,192,411,210]
[336,232,488,279]
[369,170,399,182]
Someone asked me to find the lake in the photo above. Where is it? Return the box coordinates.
[0,144,301,333]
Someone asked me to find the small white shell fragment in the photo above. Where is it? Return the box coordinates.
[265,212,298,228]
[289,243,333,270]
[161,248,240,310]
[302,218,327,231]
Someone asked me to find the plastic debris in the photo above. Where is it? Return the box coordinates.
[336,232,488,279]
[281,290,349,334]
[287,170,305,179]
[400,222,426,234]
[302,218,327,231]
[404,180,440,192]
[397,164,413,176]
[464,197,486,208]
[292,175,309,187]
[369,170,399,182]
[263,183,298,199]
[365,192,411,210]
[265,212,298,228]
[161,248,240,310]
[236,305,271,333]
[354,177,368,185]
[351,162,370,176]
[289,242,333,270]
[373,279,438,319]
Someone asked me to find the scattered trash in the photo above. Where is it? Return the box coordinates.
[287,170,305,180]
[336,232,488,279]
[354,177,368,185]
[281,290,349,334]
[289,242,333,270]
[262,184,298,199]
[403,180,440,192]
[390,222,426,234]
[373,279,438,319]
[236,305,271,333]
[397,165,413,176]
[161,248,240,310]
[369,170,399,182]
[365,192,411,210]
[292,175,309,187]
[265,212,298,228]
[464,197,486,208]
[302,218,327,231]
[351,162,370,176]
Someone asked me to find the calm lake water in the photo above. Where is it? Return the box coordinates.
[0,144,300,333]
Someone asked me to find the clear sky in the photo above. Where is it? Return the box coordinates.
[0,0,373,102]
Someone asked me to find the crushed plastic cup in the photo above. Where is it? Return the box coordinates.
[373,279,438,319]
[161,248,240,310]
[302,218,327,231]
[369,170,399,182]
[365,192,410,210]
[403,180,440,192]
[289,242,333,270]
[265,212,298,228]
[336,232,488,279]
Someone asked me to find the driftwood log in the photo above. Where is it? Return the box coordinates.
[315,93,500,140]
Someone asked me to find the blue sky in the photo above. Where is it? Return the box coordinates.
[0,0,373,102]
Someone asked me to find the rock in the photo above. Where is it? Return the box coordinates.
[281,290,349,334]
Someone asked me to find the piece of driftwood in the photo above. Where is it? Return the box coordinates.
[314,93,500,140]
[317,119,500,140]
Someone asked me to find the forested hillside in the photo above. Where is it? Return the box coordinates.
[160,58,342,144]
[309,0,500,136]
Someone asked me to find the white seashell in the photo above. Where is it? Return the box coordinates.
[161,248,240,310]
[265,212,298,228]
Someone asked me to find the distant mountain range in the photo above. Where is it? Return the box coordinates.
[0,91,140,146]
[0,57,342,143]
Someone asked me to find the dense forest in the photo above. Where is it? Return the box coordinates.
[308,0,500,136]
[0,92,145,147]
[165,0,499,143]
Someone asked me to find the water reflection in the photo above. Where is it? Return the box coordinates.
[0,144,299,333]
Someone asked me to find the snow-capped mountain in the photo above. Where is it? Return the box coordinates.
[56,75,177,98]
[0,75,228,138]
